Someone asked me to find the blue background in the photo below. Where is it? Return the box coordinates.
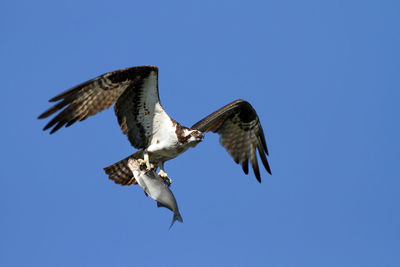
[1,1,399,266]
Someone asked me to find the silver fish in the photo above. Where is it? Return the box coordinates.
[127,159,183,228]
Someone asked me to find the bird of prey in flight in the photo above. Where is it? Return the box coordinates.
[38,65,271,185]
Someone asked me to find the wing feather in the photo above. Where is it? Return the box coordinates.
[38,65,163,149]
[250,139,261,182]
[192,99,271,182]
[114,70,169,149]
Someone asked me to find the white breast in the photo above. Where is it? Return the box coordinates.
[151,102,177,145]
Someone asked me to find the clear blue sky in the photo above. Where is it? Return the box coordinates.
[1,1,399,266]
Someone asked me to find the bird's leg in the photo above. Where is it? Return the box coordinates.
[157,162,168,177]
[138,151,154,170]
[157,162,172,185]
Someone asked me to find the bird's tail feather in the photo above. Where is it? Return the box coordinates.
[103,150,144,186]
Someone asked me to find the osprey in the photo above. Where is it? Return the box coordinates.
[38,65,271,185]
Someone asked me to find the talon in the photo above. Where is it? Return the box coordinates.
[137,158,154,170]
[157,170,172,184]
[158,169,168,178]
[162,176,172,186]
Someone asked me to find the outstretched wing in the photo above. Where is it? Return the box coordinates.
[38,65,165,149]
[191,99,271,182]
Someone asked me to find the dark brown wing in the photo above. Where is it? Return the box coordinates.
[113,67,171,149]
[38,65,163,149]
[192,99,271,182]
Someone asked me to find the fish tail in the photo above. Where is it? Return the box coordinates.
[169,213,183,229]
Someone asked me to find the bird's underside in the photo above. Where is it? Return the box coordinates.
[38,65,271,185]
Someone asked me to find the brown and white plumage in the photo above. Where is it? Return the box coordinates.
[192,100,271,182]
[39,65,271,185]
[38,65,160,149]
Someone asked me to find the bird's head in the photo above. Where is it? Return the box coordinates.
[184,129,204,146]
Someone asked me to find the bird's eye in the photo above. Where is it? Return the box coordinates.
[191,132,197,136]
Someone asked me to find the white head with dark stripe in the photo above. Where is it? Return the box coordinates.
[176,126,204,147]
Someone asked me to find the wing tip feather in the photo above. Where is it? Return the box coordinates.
[241,160,249,174]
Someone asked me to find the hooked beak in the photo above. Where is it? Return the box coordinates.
[196,132,204,141]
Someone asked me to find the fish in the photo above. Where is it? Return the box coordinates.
[127,159,183,228]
